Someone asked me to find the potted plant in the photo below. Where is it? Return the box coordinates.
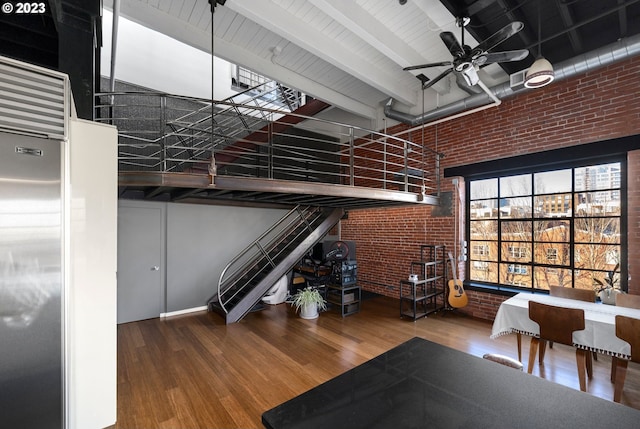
[291,287,327,319]
[594,263,621,305]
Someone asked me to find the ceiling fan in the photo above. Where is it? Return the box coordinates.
[404,17,529,89]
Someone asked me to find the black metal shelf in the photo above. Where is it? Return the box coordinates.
[400,244,446,320]
[327,283,361,317]
[326,260,360,317]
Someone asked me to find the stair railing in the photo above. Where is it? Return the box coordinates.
[214,205,322,314]
[96,80,300,171]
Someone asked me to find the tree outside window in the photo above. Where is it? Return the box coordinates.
[467,162,623,292]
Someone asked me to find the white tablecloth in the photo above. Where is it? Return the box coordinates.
[491,293,640,358]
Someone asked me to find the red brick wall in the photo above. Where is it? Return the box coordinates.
[342,55,640,321]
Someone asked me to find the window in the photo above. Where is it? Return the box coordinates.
[234,66,271,88]
[507,264,528,274]
[473,244,490,257]
[232,65,303,110]
[473,261,489,271]
[508,246,527,258]
[468,161,623,292]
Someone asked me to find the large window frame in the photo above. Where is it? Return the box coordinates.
[466,157,626,293]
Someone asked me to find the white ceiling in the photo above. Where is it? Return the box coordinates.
[105,0,525,126]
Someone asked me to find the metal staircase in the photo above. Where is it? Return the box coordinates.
[185,97,330,174]
[96,80,303,173]
[208,205,343,323]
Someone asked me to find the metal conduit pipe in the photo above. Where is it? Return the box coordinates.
[385,33,640,126]
[109,0,121,97]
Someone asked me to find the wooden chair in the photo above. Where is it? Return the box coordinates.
[513,287,597,362]
[611,315,640,402]
[527,301,592,392]
[611,293,640,395]
[615,293,640,309]
[547,286,598,360]
[548,285,596,303]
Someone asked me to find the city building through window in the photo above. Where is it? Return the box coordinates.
[467,161,623,292]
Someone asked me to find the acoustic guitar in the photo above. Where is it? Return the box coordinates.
[447,251,468,308]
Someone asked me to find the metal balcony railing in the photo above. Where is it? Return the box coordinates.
[95,82,443,196]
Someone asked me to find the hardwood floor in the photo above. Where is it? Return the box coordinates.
[110,295,640,428]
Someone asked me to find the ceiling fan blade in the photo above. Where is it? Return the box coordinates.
[422,68,453,89]
[440,31,465,58]
[403,61,452,71]
[476,49,529,65]
[473,21,524,54]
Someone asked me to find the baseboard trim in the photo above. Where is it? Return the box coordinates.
[160,306,208,319]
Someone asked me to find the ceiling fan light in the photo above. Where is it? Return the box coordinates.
[524,57,555,88]
[461,65,479,86]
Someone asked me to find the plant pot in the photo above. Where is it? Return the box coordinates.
[599,289,620,305]
[299,302,319,319]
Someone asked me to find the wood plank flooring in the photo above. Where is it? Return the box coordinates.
[110,295,640,429]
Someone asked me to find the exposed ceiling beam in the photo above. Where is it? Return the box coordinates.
[308,0,449,95]
[618,0,628,37]
[107,0,209,52]
[226,0,417,106]
[556,0,583,54]
[106,0,377,118]
[212,36,378,118]
[466,0,499,17]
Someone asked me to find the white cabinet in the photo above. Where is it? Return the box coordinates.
[67,118,118,429]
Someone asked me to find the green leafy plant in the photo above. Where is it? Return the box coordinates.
[291,287,327,313]
[593,263,620,293]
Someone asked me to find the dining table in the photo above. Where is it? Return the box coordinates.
[491,292,640,360]
[262,337,640,429]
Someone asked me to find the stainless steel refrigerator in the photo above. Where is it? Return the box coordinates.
[0,131,63,428]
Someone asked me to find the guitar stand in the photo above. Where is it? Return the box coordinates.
[439,304,465,316]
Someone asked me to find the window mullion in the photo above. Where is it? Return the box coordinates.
[570,166,576,289]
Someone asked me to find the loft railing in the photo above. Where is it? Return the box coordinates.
[95,86,444,196]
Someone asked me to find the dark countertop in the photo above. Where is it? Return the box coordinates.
[262,337,640,429]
